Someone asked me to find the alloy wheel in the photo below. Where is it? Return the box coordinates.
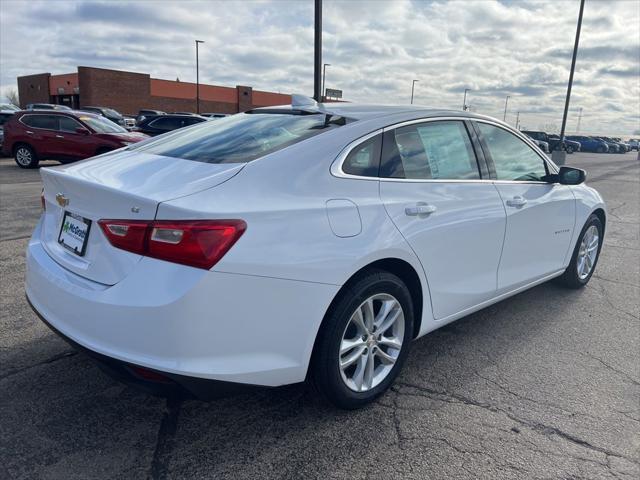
[339,293,405,392]
[16,148,32,166]
[577,225,599,280]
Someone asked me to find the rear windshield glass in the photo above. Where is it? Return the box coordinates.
[130,112,346,164]
[79,115,127,133]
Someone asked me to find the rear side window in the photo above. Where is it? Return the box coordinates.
[21,114,58,130]
[380,121,480,180]
[477,123,547,181]
[132,112,345,164]
[342,135,382,177]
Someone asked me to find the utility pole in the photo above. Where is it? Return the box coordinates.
[411,79,419,104]
[576,107,583,133]
[515,111,520,130]
[322,63,330,101]
[195,40,204,114]
[313,0,322,102]
[462,88,470,111]
[503,95,510,121]
[557,0,585,162]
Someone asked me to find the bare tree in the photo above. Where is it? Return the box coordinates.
[4,87,19,107]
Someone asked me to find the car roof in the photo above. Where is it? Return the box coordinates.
[19,109,102,119]
[251,102,503,124]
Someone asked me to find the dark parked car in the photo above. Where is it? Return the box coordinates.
[1,110,148,168]
[132,114,207,136]
[566,135,610,153]
[0,109,16,149]
[628,139,639,151]
[201,112,229,119]
[523,133,550,153]
[546,134,581,154]
[26,103,72,111]
[521,130,575,153]
[593,137,620,154]
[604,137,629,153]
[136,109,166,124]
[82,106,136,129]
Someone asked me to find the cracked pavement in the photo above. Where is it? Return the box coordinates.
[1,152,638,479]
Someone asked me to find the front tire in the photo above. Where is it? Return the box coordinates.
[14,144,39,169]
[312,270,414,409]
[566,145,574,154]
[556,214,603,288]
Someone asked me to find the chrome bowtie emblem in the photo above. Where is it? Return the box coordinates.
[55,193,69,207]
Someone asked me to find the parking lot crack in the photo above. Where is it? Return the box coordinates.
[149,397,182,480]
[0,350,78,381]
[578,351,640,387]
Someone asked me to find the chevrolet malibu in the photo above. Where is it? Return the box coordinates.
[26,99,606,409]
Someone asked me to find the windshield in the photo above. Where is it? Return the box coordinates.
[79,115,127,133]
[130,112,346,164]
[103,108,122,119]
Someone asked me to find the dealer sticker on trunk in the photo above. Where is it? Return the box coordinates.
[58,211,92,256]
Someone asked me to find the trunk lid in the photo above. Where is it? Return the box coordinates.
[39,149,244,285]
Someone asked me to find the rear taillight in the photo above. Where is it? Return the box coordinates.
[98,219,246,269]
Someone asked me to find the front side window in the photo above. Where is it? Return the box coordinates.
[380,120,480,180]
[477,123,547,181]
[59,116,83,133]
[21,114,58,130]
[342,135,382,177]
[132,112,345,164]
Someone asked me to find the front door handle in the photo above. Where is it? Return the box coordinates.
[506,196,527,208]
[26,130,34,134]
[55,135,65,139]
[405,202,437,217]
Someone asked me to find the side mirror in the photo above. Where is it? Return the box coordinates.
[76,127,89,135]
[558,166,585,185]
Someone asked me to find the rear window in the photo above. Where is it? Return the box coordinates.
[131,112,346,164]
[21,114,58,130]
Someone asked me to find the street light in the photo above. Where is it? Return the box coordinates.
[322,63,331,101]
[410,79,419,104]
[462,88,470,111]
[503,95,510,121]
[195,40,205,114]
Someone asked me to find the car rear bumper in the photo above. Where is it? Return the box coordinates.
[26,218,339,389]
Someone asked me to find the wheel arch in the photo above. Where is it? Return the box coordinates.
[12,141,36,156]
[592,207,606,236]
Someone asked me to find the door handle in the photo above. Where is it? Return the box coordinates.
[26,130,34,134]
[405,202,437,217]
[506,196,527,208]
[55,135,64,139]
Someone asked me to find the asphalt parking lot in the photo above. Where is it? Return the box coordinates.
[1,152,638,480]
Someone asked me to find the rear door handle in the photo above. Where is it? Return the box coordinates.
[506,196,527,208]
[55,135,64,139]
[26,130,34,134]
[405,202,437,217]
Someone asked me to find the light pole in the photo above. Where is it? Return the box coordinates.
[576,107,583,133]
[410,79,419,104]
[322,63,330,101]
[313,0,323,101]
[503,95,510,121]
[462,88,470,111]
[515,111,520,130]
[195,40,204,114]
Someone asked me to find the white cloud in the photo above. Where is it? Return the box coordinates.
[0,0,638,135]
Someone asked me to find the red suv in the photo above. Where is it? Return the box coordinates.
[2,110,148,168]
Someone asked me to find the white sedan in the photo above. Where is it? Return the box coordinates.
[26,98,605,409]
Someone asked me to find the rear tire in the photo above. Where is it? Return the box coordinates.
[556,214,603,289]
[566,145,574,154]
[311,270,414,409]
[14,144,39,169]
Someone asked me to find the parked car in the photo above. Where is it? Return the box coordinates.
[605,137,630,153]
[566,135,609,153]
[0,103,20,111]
[524,134,550,153]
[26,100,606,408]
[521,130,568,152]
[594,137,620,154]
[26,103,72,111]
[201,113,229,119]
[547,135,581,154]
[81,106,136,129]
[170,112,198,116]
[628,139,639,151]
[1,110,148,168]
[136,109,166,125]
[132,113,207,136]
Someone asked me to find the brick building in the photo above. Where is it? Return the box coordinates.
[17,66,292,115]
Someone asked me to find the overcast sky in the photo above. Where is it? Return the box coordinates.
[1,0,638,135]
